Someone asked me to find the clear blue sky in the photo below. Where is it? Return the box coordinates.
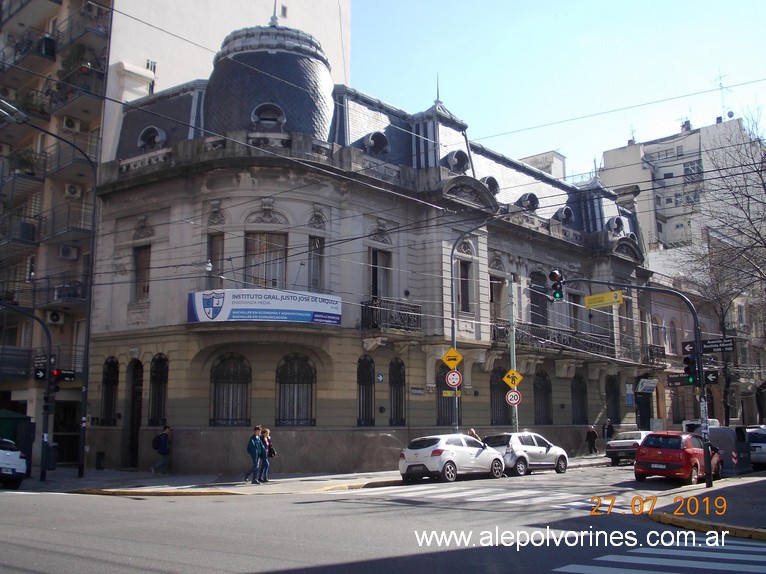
[350,0,765,180]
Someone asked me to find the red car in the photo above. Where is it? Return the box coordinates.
[634,431,723,485]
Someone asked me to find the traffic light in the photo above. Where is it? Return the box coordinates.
[47,368,63,395]
[549,268,564,301]
[683,355,697,385]
[42,393,55,415]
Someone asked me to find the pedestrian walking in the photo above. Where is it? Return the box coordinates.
[150,425,172,475]
[245,425,264,484]
[585,425,599,454]
[602,418,614,442]
[258,427,275,483]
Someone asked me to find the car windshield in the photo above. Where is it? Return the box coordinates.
[483,435,509,448]
[749,432,766,444]
[0,440,19,452]
[407,437,441,450]
[612,432,644,441]
[643,435,682,449]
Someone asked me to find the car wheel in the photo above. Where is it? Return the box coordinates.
[555,456,568,474]
[610,457,620,466]
[441,461,457,483]
[513,458,528,476]
[490,458,504,479]
[634,472,646,482]
[713,461,723,480]
[5,479,21,490]
[685,465,699,485]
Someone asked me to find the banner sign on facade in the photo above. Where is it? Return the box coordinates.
[187,289,342,325]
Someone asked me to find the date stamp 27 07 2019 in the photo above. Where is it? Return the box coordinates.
[590,495,727,517]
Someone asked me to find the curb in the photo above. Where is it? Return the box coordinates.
[74,488,243,496]
[647,511,766,541]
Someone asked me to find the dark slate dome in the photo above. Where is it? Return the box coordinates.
[204,24,334,140]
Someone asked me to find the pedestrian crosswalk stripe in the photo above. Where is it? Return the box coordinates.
[554,565,677,574]
[632,547,766,562]
[595,553,766,572]
[424,487,498,499]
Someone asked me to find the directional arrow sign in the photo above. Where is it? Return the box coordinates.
[703,370,719,384]
[34,369,47,381]
[682,341,697,354]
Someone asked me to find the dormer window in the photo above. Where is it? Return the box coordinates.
[137,126,167,151]
[363,131,390,155]
[251,103,286,132]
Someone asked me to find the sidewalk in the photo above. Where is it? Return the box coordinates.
[12,454,766,541]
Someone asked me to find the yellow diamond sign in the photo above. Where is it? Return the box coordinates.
[503,368,523,389]
[441,347,463,369]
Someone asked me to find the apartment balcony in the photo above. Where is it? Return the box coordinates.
[0,279,34,308]
[641,344,667,367]
[0,88,50,142]
[361,298,422,332]
[36,344,83,376]
[48,66,105,122]
[0,0,62,29]
[39,201,92,242]
[0,345,32,380]
[492,318,616,359]
[55,7,109,57]
[0,152,46,206]
[0,28,58,90]
[0,212,38,258]
[34,273,88,312]
[44,133,99,182]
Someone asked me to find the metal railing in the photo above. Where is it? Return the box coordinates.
[361,298,422,331]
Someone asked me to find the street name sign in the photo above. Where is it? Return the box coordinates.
[585,290,624,309]
[682,338,735,354]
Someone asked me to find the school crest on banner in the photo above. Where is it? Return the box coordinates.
[202,291,225,320]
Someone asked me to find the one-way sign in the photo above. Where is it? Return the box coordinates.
[703,370,719,384]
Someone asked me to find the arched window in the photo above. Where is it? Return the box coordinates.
[137,126,167,150]
[357,355,375,426]
[651,318,662,346]
[210,353,251,426]
[149,353,168,426]
[490,366,513,425]
[571,375,588,425]
[101,357,119,426]
[668,321,679,355]
[276,353,316,426]
[530,272,549,326]
[251,103,286,132]
[533,371,552,425]
[389,358,405,426]
[436,363,459,426]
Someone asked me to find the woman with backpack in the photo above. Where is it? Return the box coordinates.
[150,426,171,474]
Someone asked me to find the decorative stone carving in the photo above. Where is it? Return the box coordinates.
[362,337,387,352]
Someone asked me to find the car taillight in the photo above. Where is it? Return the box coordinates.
[399,452,405,459]
[431,449,445,457]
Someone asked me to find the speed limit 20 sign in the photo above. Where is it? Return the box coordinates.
[505,389,522,406]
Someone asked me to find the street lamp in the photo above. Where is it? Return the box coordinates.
[0,99,98,478]
[449,209,513,433]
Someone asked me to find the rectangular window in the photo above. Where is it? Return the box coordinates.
[458,260,472,313]
[683,159,703,183]
[246,233,286,289]
[307,236,324,292]
[208,234,225,290]
[134,245,151,301]
[371,248,391,298]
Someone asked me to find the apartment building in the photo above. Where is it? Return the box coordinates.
[600,118,766,426]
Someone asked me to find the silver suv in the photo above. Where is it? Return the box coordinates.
[483,432,568,476]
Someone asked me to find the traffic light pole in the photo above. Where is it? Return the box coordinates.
[0,301,53,481]
[556,277,713,488]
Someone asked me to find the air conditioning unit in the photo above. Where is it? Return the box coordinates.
[46,310,65,326]
[58,245,79,260]
[0,143,10,156]
[0,86,16,100]
[62,116,82,133]
[64,184,82,199]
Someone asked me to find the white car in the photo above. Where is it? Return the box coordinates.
[748,429,766,469]
[0,438,27,489]
[399,434,505,482]
[605,430,652,466]
[483,432,568,476]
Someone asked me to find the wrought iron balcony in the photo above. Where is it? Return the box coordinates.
[361,298,422,332]
[641,344,667,367]
[492,319,616,358]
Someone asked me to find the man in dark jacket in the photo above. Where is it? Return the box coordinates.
[151,426,171,475]
[245,426,264,484]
